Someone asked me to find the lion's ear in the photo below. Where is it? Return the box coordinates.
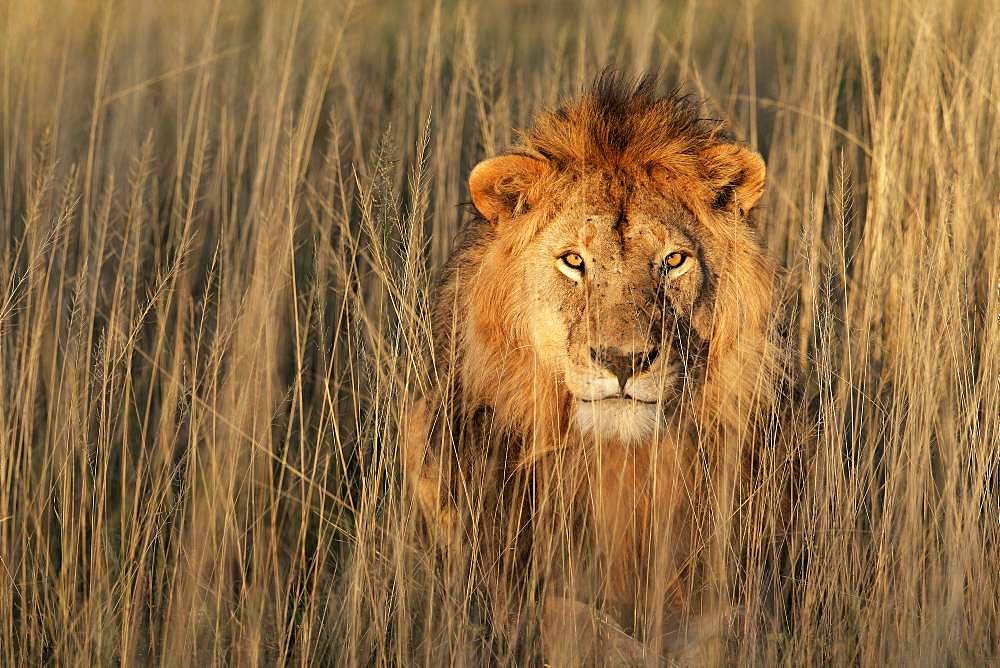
[469,154,546,223]
[701,144,766,215]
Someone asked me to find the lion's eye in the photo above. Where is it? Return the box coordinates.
[663,252,687,271]
[560,252,585,271]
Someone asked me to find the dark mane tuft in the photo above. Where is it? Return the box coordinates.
[520,69,726,172]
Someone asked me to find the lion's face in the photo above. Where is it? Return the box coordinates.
[518,172,714,442]
[463,85,773,448]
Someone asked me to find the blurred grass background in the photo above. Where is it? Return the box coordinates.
[1,0,998,664]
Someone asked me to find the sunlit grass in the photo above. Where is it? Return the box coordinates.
[0,0,997,664]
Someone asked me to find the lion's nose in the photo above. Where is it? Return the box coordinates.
[589,346,659,391]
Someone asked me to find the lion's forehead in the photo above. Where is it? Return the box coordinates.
[548,198,697,271]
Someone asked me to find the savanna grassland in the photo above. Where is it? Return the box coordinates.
[1,0,998,664]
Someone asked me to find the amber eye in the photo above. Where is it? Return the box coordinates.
[663,251,687,270]
[560,252,585,271]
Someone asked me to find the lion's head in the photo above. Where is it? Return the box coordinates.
[452,74,781,453]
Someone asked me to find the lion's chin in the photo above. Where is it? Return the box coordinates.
[574,398,659,443]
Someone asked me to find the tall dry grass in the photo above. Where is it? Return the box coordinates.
[0,0,997,664]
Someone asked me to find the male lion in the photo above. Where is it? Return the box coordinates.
[404,73,791,663]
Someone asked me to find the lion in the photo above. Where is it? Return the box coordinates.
[403,72,791,663]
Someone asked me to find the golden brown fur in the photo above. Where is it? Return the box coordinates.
[404,72,788,659]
